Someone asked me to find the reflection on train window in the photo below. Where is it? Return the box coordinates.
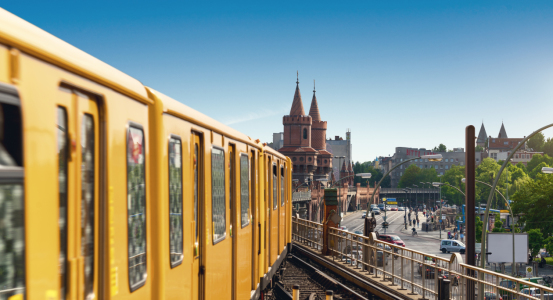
[81,114,95,299]
[273,164,277,210]
[169,137,183,266]
[127,126,147,290]
[240,154,249,227]
[211,148,226,243]
[0,184,25,299]
[280,167,284,207]
[194,144,199,242]
[57,107,68,300]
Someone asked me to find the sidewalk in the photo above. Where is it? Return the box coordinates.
[399,211,457,241]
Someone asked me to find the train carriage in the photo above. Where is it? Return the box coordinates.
[0,7,291,300]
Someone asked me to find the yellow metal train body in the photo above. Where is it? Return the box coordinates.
[0,8,292,300]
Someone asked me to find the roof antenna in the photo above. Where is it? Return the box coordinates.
[296,71,299,84]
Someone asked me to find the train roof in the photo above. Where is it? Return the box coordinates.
[0,8,149,103]
[146,87,266,149]
[262,143,288,160]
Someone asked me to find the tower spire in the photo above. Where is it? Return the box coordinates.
[309,79,321,121]
[289,72,305,116]
[296,70,299,84]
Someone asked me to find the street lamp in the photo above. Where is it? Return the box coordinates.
[357,173,372,210]
[364,154,443,235]
[413,184,419,208]
[462,177,517,276]
[478,123,553,286]
[432,182,445,239]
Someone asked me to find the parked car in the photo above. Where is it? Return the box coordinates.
[378,204,385,211]
[371,207,381,215]
[362,212,366,218]
[440,239,466,254]
[378,234,406,247]
[398,207,405,211]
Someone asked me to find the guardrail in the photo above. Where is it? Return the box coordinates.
[292,217,553,300]
[292,191,311,202]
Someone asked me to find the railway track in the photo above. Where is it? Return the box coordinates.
[266,253,373,300]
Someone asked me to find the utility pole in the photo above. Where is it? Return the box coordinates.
[465,125,476,300]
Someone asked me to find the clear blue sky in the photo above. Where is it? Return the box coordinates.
[5,1,553,162]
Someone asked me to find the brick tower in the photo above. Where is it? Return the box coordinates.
[309,80,333,182]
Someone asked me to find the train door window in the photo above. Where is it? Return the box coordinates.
[280,166,284,207]
[211,147,226,243]
[0,83,25,299]
[57,107,69,299]
[81,114,96,299]
[127,125,147,290]
[194,143,199,247]
[273,164,277,210]
[240,154,249,227]
[169,136,183,267]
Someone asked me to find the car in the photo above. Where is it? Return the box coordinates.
[370,204,378,209]
[484,291,503,300]
[371,207,381,215]
[398,207,405,211]
[362,212,366,218]
[386,206,392,211]
[388,205,398,211]
[378,204,385,211]
[418,261,445,279]
[440,239,466,254]
[378,234,406,247]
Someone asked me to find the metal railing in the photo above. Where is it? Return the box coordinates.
[292,217,553,300]
[292,191,312,202]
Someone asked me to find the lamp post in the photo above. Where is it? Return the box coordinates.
[461,177,516,276]
[334,156,346,215]
[413,184,419,208]
[478,123,553,289]
[356,173,373,211]
[363,154,443,235]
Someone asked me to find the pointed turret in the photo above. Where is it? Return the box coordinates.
[348,161,353,172]
[289,72,305,116]
[341,160,347,172]
[477,122,487,145]
[309,80,321,121]
[498,122,508,138]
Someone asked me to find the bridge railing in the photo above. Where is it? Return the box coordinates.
[292,217,323,250]
[292,191,311,202]
[292,217,553,300]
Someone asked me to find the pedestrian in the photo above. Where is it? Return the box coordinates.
[416,219,419,228]
[413,219,416,227]
[460,232,464,242]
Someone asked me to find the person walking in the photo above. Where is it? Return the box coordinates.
[416,219,419,228]
[413,219,416,227]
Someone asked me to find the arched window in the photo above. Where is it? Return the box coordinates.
[303,128,307,139]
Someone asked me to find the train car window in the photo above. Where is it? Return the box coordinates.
[81,114,95,299]
[240,154,249,227]
[273,164,277,210]
[0,83,25,299]
[127,125,147,291]
[169,136,183,267]
[194,144,199,242]
[57,107,68,300]
[211,147,226,243]
[280,166,284,207]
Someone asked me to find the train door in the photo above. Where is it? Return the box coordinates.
[251,150,258,291]
[270,162,278,264]
[57,88,101,300]
[265,156,271,271]
[279,164,285,253]
[191,132,204,300]
[228,144,236,300]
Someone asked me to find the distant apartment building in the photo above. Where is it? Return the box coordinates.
[497,150,543,166]
[268,132,284,151]
[326,130,353,182]
[388,147,483,188]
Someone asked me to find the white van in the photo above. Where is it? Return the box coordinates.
[440,239,466,254]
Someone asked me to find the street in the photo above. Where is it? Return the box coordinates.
[340,210,454,260]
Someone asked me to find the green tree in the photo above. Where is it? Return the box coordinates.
[528,228,544,258]
[432,144,447,152]
[441,165,466,206]
[475,158,506,206]
[475,145,484,152]
[544,138,553,157]
[516,162,527,174]
[492,213,504,232]
[529,162,550,179]
[527,154,545,173]
[398,164,421,188]
[545,236,553,256]
[512,173,553,237]
[475,216,484,243]
[528,132,545,152]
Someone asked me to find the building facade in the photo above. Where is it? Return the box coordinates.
[277,77,333,183]
[389,147,484,188]
[326,130,353,182]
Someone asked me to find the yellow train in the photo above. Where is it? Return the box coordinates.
[0,8,292,300]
